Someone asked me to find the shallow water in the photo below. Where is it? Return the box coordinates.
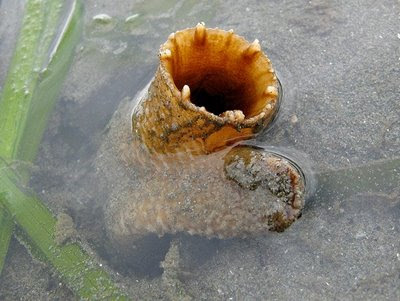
[1,0,399,300]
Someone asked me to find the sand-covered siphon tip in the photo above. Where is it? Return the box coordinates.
[131,23,280,155]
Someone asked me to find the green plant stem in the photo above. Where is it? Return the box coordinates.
[0,164,127,300]
[0,0,50,160]
[0,0,67,269]
[0,0,73,276]
[0,0,128,299]
[0,204,13,273]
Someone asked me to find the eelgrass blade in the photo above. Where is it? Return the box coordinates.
[0,0,56,278]
[0,164,127,300]
[315,158,400,203]
[0,0,80,180]
[0,204,13,273]
[0,0,52,161]
[0,0,129,299]
[16,0,83,169]
[0,0,80,278]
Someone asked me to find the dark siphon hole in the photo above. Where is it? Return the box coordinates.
[187,72,248,116]
[191,88,231,116]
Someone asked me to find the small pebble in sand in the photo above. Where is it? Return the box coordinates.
[92,14,112,24]
[55,212,78,245]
